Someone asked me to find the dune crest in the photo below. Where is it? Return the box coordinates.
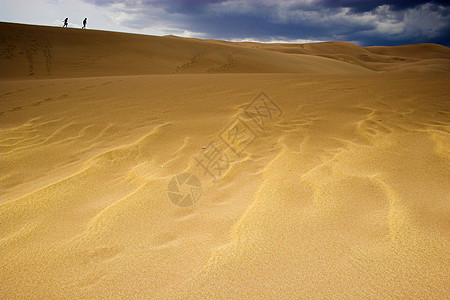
[2,22,449,79]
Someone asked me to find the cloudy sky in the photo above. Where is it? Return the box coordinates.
[1,0,449,46]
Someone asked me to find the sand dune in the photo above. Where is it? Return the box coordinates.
[1,22,449,299]
[3,22,449,80]
[0,22,373,79]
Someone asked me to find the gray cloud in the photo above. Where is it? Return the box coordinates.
[83,0,450,46]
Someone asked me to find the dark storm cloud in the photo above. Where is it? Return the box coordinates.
[319,0,450,12]
[84,0,450,46]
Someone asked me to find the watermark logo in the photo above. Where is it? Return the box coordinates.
[167,91,282,207]
[167,173,202,207]
[194,141,230,180]
[245,92,282,129]
[219,117,257,156]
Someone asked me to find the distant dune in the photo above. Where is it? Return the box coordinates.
[1,22,449,299]
[1,22,449,79]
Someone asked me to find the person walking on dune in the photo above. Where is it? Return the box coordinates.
[82,18,87,29]
[63,17,68,27]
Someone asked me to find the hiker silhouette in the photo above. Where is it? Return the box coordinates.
[82,18,87,29]
[63,18,68,27]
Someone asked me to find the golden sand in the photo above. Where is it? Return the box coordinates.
[1,22,449,298]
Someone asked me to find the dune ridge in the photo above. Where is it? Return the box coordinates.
[1,22,449,80]
[1,22,449,299]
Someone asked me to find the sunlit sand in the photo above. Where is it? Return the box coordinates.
[1,22,449,298]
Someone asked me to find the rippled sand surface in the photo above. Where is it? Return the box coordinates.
[1,22,449,299]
